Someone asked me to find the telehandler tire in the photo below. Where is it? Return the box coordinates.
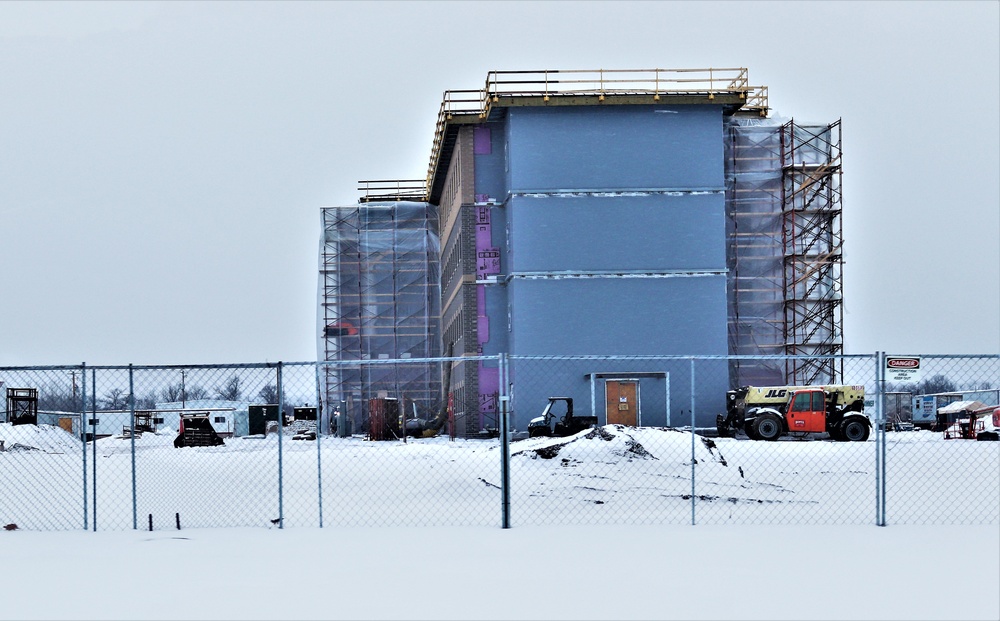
[840,417,870,442]
[752,414,783,441]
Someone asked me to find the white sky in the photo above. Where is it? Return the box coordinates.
[1,1,997,366]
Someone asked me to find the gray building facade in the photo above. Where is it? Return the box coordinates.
[467,104,731,431]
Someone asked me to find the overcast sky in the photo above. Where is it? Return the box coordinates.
[1,1,997,366]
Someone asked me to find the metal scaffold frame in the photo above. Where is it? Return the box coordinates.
[725,118,845,388]
[781,119,845,385]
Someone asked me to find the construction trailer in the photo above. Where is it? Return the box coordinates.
[83,405,238,439]
[875,391,916,430]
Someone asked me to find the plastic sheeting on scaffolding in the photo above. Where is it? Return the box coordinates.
[318,202,442,436]
[726,117,786,386]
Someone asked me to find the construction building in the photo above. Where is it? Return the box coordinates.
[319,68,844,434]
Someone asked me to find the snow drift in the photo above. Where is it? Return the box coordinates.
[0,423,82,454]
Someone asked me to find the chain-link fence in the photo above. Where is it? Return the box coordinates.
[0,365,86,531]
[318,356,504,528]
[1,355,997,531]
[880,355,1000,525]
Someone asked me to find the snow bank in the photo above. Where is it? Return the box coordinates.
[0,423,82,454]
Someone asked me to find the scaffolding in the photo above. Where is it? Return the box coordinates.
[319,202,442,435]
[6,387,39,426]
[726,118,844,387]
[781,120,844,385]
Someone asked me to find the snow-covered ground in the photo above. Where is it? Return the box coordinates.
[1,524,997,620]
[3,422,996,530]
[1,422,997,619]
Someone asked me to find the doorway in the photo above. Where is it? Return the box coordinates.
[605,380,639,426]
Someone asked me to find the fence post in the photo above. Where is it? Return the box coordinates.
[873,352,879,526]
[91,368,97,531]
[81,363,88,531]
[874,351,883,527]
[690,357,696,526]
[129,364,137,530]
[277,362,284,529]
[878,352,887,526]
[314,362,324,528]
[499,354,511,529]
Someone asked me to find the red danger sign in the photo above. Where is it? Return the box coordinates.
[886,356,922,382]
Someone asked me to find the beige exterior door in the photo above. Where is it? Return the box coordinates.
[606,381,638,426]
[58,418,74,434]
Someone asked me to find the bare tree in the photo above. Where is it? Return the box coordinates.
[257,383,279,404]
[918,374,956,395]
[215,375,242,401]
[185,385,209,400]
[161,382,184,403]
[37,386,77,412]
[102,388,129,410]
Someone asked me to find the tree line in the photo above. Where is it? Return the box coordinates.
[26,374,296,413]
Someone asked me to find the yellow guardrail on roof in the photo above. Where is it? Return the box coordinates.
[360,68,770,203]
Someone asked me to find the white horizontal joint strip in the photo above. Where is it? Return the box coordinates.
[508,269,727,280]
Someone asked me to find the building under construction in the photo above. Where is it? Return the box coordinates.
[319,68,844,433]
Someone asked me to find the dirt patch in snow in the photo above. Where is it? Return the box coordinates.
[510,425,728,466]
